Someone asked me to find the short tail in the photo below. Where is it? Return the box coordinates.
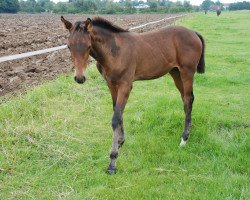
[195,32,205,74]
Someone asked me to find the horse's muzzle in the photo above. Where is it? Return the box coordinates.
[74,76,86,84]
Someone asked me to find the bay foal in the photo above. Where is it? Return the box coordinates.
[61,16,205,174]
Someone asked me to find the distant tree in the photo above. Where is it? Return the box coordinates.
[53,2,67,13]
[0,0,20,13]
[131,0,139,7]
[215,0,222,6]
[123,0,136,13]
[148,0,158,11]
[201,0,214,12]
[169,1,184,13]
[214,0,223,10]
[73,0,97,13]
[104,2,123,14]
[183,1,192,12]
[66,3,77,13]
[158,0,166,7]
[37,0,54,12]
[19,0,36,13]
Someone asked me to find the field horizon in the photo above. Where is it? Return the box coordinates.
[0,11,249,199]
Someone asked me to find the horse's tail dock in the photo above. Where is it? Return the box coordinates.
[196,32,205,74]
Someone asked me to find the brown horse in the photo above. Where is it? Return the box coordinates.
[61,16,205,174]
[217,10,221,16]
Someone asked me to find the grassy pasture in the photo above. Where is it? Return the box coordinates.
[0,11,249,199]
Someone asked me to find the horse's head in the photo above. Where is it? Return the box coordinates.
[61,16,93,84]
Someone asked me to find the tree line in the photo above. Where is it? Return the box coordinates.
[200,0,222,12]
[200,0,250,12]
[1,0,250,14]
[0,0,196,14]
[229,1,250,10]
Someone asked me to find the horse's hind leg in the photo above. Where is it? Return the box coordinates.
[169,67,184,100]
[179,70,195,146]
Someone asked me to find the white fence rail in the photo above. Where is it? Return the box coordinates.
[0,15,184,63]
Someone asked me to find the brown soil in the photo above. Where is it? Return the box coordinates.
[0,13,183,97]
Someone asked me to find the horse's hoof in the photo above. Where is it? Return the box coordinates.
[106,168,116,175]
[179,138,187,146]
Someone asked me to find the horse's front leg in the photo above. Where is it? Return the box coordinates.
[107,83,118,111]
[107,83,132,175]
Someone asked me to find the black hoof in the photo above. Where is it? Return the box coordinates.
[106,168,116,175]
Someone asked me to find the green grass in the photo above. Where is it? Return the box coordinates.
[0,11,249,199]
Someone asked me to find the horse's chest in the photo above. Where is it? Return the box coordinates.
[102,67,122,84]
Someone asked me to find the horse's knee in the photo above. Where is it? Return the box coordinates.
[112,117,122,130]
[190,91,194,104]
[110,151,118,159]
[112,111,122,130]
[118,138,125,148]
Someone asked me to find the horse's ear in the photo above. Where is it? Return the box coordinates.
[85,18,93,32]
[61,16,72,31]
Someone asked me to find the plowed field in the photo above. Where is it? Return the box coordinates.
[0,13,184,97]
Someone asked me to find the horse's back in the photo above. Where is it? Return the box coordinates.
[143,26,201,52]
[137,25,202,60]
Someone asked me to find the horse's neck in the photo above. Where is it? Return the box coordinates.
[89,41,106,64]
[89,28,118,64]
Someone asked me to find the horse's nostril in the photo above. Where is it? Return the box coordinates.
[74,76,86,84]
[82,76,86,83]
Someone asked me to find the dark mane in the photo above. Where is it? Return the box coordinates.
[92,17,129,33]
[72,17,128,33]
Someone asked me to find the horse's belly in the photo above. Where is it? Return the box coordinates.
[133,44,177,81]
[134,64,173,81]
